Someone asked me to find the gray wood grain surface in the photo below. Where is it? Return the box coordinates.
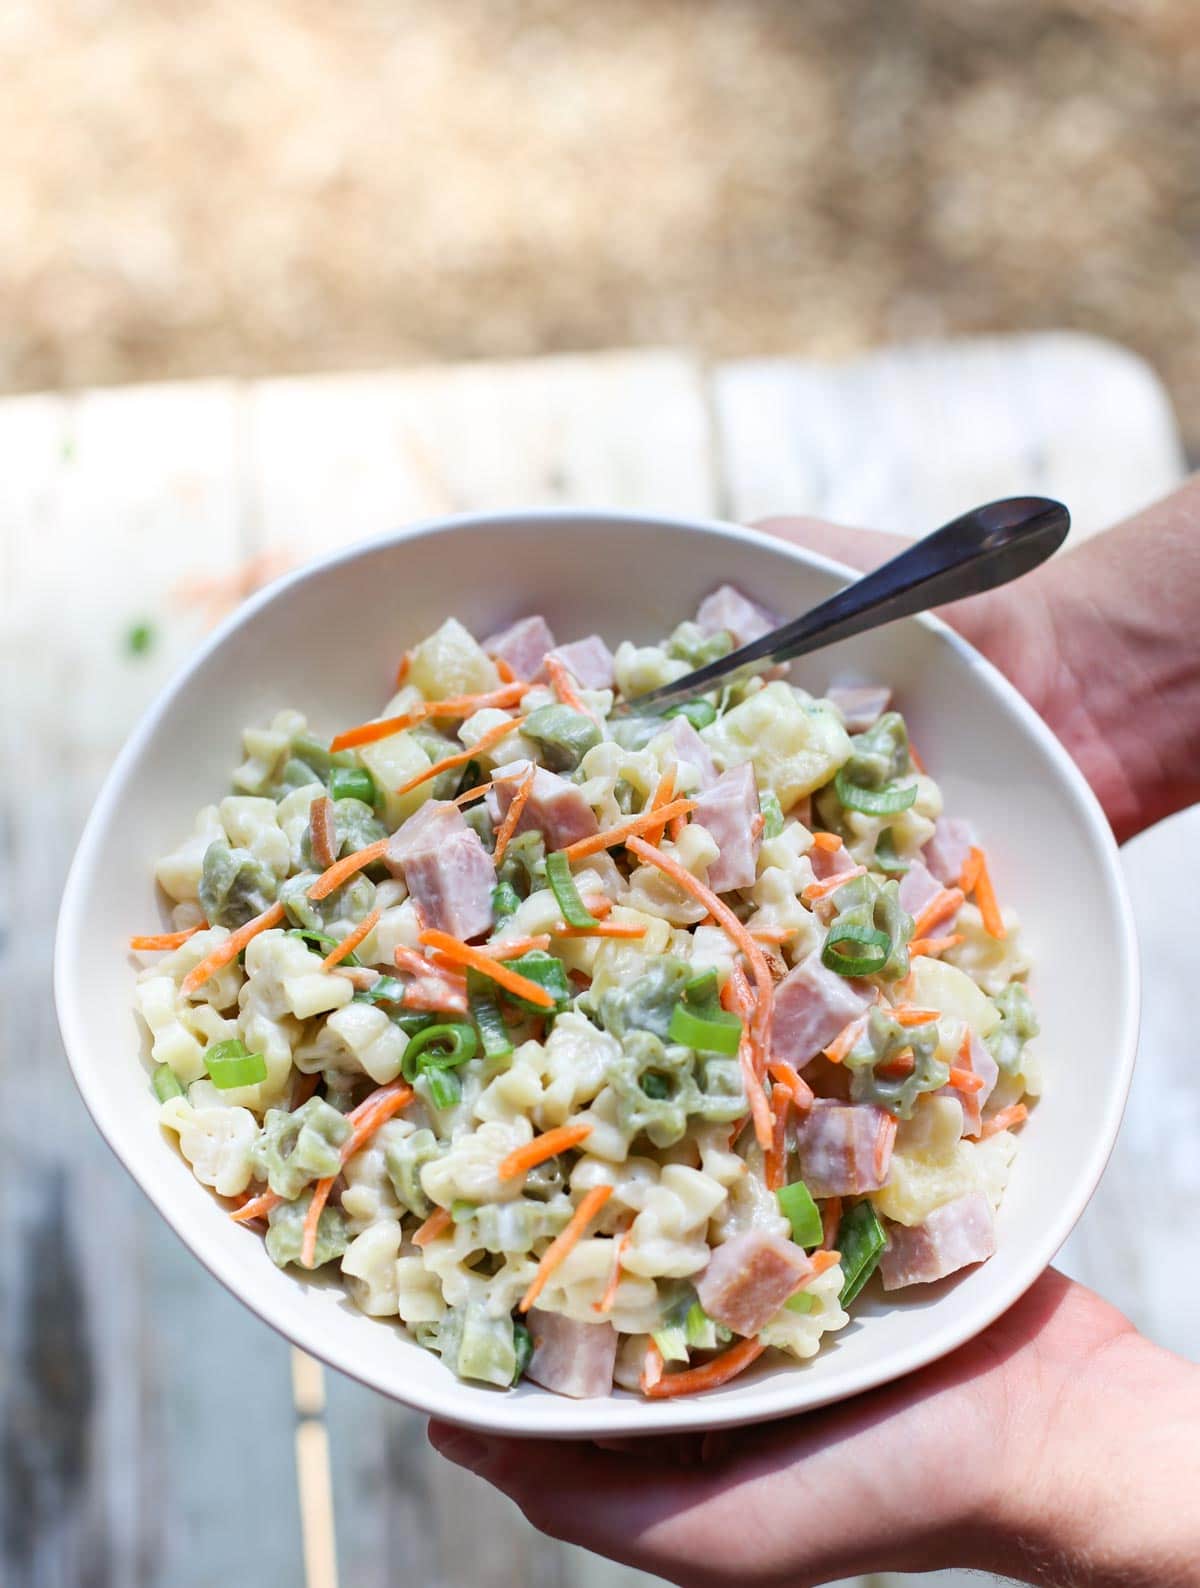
[0,334,1186,1588]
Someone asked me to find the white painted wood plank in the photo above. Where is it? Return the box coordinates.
[713,331,1184,540]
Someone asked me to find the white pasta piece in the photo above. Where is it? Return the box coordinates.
[232,708,307,793]
[171,899,207,932]
[570,1153,663,1216]
[140,926,243,1013]
[218,796,291,878]
[580,926,675,1007]
[623,1165,728,1279]
[613,1331,652,1391]
[612,640,690,700]
[532,1238,661,1334]
[973,1128,1019,1209]
[365,888,419,967]
[394,1256,447,1326]
[135,977,208,1083]
[693,1123,749,1189]
[159,1096,257,1196]
[842,774,942,866]
[685,923,736,984]
[577,740,662,829]
[341,1132,404,1232]
[535,1012,620,1128]
[459,707,537,767]
[709,1146,790,1244]
[744,868,820,962]
[474,1040,552,1125]
[311,1001,409,1086]
[565,1087,632,1164]
[758,819,816,884]
[421,1236,536,1317]
[275,782,325,869]
[623,825,718,926]
[341,1221,405,1315]
[759,1261,850,1358]
[945,904,1031,996]
[242,930,354,1021]
[420,1119,533,1207]
[154,804,224,903]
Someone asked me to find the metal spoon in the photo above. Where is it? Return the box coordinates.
[616,495,1069,717]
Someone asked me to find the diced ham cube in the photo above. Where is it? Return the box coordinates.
[879,1191,996,1290]
[483,614,556,681]
[826,684,892,733]
[489,760,599,850]
[695,584,778,648]
[809,839,861,885]
[386,800,495,940]
[691,764,762,892]
[696,1230,813,1337]
[655,715,718,790]
[544,635,615,691]
[794,1101,897,1197]
[941,1030,1000,1137]
[771,954,874,1067]
[898,857,944,918]
[526,1311,618,1399]
[923,818,977,888]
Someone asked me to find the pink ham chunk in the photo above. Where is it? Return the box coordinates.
[544,635,615,691]
[488,760,599,850]
[898,856,944,918]
[809,839,861,885]
[923,817,977,888]
[655,715,718,790]
[695,584,778,648]
[879,1191,996,1290]
[691,764,762,892]
[526,1311,618,1399]
[483,614,556,681]
[386,800,495,940]
[771,954,875,1068]
[794,1101,897,1197]
[940,1030,1000,1137]
[826,684,892,733]
[696,1231,813,1336]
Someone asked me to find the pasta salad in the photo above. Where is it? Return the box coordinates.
[132,586,1040,1400]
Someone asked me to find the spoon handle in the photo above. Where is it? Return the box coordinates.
[627,495,1069,715]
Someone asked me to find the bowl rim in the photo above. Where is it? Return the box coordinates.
[55,505,1140,1437]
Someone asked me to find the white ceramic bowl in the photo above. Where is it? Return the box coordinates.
[56,508,1138,1438]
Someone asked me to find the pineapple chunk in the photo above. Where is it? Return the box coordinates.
[358,730,435,828]
[702,681,851,808]
[909,958,1001,1041]
[409,618,499,700]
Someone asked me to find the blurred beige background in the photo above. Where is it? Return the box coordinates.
[4,1,1198,447]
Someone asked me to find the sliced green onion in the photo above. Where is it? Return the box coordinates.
[663,699,717,730]
[401,1022,478,1082]
[760,790,784,839]
[392,1009,437,1037]
[205,1039,268,1090]
[683,969,719,1004]
[684,1302,719,1350]
[451,1199,477,1223]
[834,768,918,816]
[353,973,406,1006]
[511,1319,534,1385]
[491,881,522,924]
[546,851,598,929]
[425,1068,462,1110]
[153,1063,184,1102]
[836,1201,887,1306]
[776,1180,824,1248]
[468,969,514,1064]
[873,828,910,875]
[502,951,571,1013]
[784,1289,816,1314]
[286,926,359,965]
[652,1323,689,1363]
[328,766,377,805]
[821,923,892,978]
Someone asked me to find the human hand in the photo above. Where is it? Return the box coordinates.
[430,1269,1199,1586]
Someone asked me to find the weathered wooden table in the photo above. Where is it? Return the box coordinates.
[2,332,1191,1588]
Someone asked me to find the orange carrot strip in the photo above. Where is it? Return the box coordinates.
[301,1081,415,1265]
[878,1049,916,1078]
[473,934,553,960]
[911,887,964,941]
[544,654,591,717]
[667,811,687,843]
[412,1206,453,1247]
[299,1182,332,1268]
[230,1189,283,1224]
[768,1060,814,1110]
[320,907,382,970]
[130,923,206,951]
[454,779,495,806]
[948,1066,985,1093]
[395,716,529,798]
[802,866,867,905]
[519,1185,613,1312]
[493,655,517,684]
[810,831,843,853]
[642,765,677,847]
[738,1030,775,1152]
[889,1005,942,1026]
[643,1337,766,1399]
[805,1248,842,1280]
[180,902,286,995]
[493,764,536,866]
[820,1197,842,1250]
[394,650,412,689]
[908,933,964,958]
[418,929,556,1009]
[561,799,698,863]
[967,846,1007,939]
[981,1102,1028,1139]
[765,1083,791,1191]
[593,1228,632,1315]
[554,921,647,940]
[308,837,390,901]
[640,1338,665,1394]
[824,1012,870,1064]
[329,685,527,752]
[499,1123,593,1181]
[957,848,983,896]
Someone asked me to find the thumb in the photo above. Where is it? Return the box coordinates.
[753,515,909,575]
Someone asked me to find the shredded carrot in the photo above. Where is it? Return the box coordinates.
[472,934,552,960]
[554,921,647,940]
[738,1028,775,1152]
[876,1116,898,1179]
[911,887,965,941]
[768,1060,814,1110]
[418,928,556,1009]
[499,1123,593,1181]
[802,866,867,905]
[299,1181,333,1268]
[627,836,776,1087]
[889,1005,942,1026]
[561,798,698,863]
[581,893,613,919]
[330,684,528,753]
[908,933,964,958]
[180,901,286,995]
[981,1102,1028,1139]
[806,1248,842,1280]
[966,846,1007,939]
[643,1336,766,1399]
[320,907,381,970]
[493,655,517,684]
[878,1048,916,1078]
[493,764,536,866]
[593,1228,632,1315]
[810,831,843,853]
[130,923,206,951]
[412,1206,453,1247]
[642,765,677,847]
[544,654,591,717]
[640,1338,665,1394]
[309,793,337,871]
[308,837,390,901]
[519,1185,613,1312]
[395,716,528,798]
[402,982,469,1014]
[454,780,495,807]
[393,945,468,990]
[749,924,797,944]
[957,848,983,895]
[765,1083,791,1190]
[824,1012,869,1064]
[948,1066,985,1093]
[394,650,412,689]
[300,1081,414,1266]
[230,1188,283,1224]
[820,1197,842,1250]
[667,810,687,843]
